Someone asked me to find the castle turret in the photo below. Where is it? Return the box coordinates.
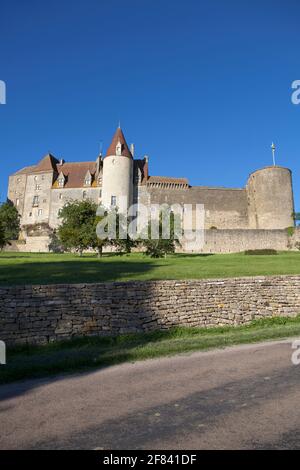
[247,166,294,229]
[101,127,133,212]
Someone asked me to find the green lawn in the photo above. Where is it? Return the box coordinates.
[2,316,300,384]
[0,251,299,286]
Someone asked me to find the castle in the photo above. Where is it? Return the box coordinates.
[7,127,299,253]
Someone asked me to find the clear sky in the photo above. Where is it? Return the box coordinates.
[0,0,299,211]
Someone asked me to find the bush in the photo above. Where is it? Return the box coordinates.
[244,249,277,255]
[48,230,64,253]
[286,226,295,237]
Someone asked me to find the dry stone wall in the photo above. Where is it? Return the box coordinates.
[1,276,300,346]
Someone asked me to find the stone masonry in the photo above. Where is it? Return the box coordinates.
[1,275,300,346]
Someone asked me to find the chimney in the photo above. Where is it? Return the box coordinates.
[130,143,135,157]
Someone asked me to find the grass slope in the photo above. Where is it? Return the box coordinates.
[1,316,300,384]
[0,251,299,286]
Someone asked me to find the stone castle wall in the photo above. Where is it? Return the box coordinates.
[1,275,300,346]
[4,228,300,253]
[147,186,249,229]
[182,227,300,253]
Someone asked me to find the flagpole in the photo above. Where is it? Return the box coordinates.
[271,142,276,166]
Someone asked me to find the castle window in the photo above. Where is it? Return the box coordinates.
[32,195,39,207]
[38,209,43,216]
[34,176,38,181]
[59,193,63,200]
[116,142,122,156]
[29,212,32,217]
[35,184,41,191]
[17,178,21,183]
[99,189,102,198]
[58,179,64,188]
[83,191,87,199]
[111,195,117,206]
[16,198,20,207]
[43,199,47,203]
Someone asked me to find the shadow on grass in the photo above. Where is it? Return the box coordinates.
[170,253,215,258]
[0,258,163,286]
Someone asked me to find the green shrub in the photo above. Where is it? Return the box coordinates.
[287,226,295,237]
[244,249,277,255]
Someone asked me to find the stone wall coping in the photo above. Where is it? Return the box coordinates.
[0,274,299,291]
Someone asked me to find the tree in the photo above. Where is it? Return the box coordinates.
[0,221,5,250]
[48,230,64,253]
[113,212,137,255]
[142,210,180,258]
[57,200,98,255]
[57,200,114,256]
[57,200,138,257]
[0,202,20,248]
[89,214,111,258]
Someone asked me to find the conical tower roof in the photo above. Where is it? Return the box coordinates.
[105,127,132,158]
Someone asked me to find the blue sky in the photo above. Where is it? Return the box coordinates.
[0,0,299,211]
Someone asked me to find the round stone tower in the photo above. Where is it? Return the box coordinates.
[102,127,133,213]
[247,166,294,229]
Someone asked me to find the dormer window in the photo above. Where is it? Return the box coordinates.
[57,171,65,188]
[116,140,122,156]
[84,170,92,187]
